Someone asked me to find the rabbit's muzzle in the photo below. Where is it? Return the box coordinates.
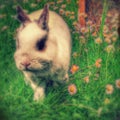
[14,53,51,72]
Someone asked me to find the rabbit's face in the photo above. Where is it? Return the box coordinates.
[14,5,55,72]
[14,23,49,71]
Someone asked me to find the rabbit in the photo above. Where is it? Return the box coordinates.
[14,4,71,101]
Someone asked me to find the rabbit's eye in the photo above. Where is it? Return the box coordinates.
[36,37,47,51]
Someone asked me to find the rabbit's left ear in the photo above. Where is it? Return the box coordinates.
[16,6,31,25]
[38,4,49,30]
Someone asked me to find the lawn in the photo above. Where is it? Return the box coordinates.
[0,0,120,120]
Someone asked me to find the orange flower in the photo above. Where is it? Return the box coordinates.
[65,11,71,16]
[59,9,65,15]
[107,12,112,17]
[70,15,75,19]
[70,65,79,74]
[104,38,111,44]
[95,37,102,44]
[103,33,112,38]
[78,13,87,18]
[116,79,120,89]
[92,32,97,37]
[95,58,102,68]
[86,20,92,25]
[71,11,75,15]
[80,27,88,33]
[61,4,66,9]
[84,76,89,83]
[106,84,114,94]
[95,63,101,68]
[72,21,78,26]
[68,84,77,95]
[103,25,109,33]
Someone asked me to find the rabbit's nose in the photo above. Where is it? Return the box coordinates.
[21,61,30,68]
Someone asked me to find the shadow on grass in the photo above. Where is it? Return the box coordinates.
[0,109,9,120]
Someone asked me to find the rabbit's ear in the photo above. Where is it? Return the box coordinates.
[16,6,31,25]
[38,4,49,30]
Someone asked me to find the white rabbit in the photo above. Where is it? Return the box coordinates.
[14,4,71,101]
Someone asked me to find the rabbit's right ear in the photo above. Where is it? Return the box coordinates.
[16,6,31,25]
[38,4,49,30]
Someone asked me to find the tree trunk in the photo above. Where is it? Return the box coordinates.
[78,0,86,27]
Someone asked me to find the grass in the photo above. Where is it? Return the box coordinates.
[0,0,120,120]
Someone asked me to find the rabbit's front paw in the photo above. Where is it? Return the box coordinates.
[33,87,45,101]
[64,73,69,82]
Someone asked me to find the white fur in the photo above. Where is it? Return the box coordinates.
[14,7,71,101]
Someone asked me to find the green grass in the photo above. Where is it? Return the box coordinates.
[0,0,120,120]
